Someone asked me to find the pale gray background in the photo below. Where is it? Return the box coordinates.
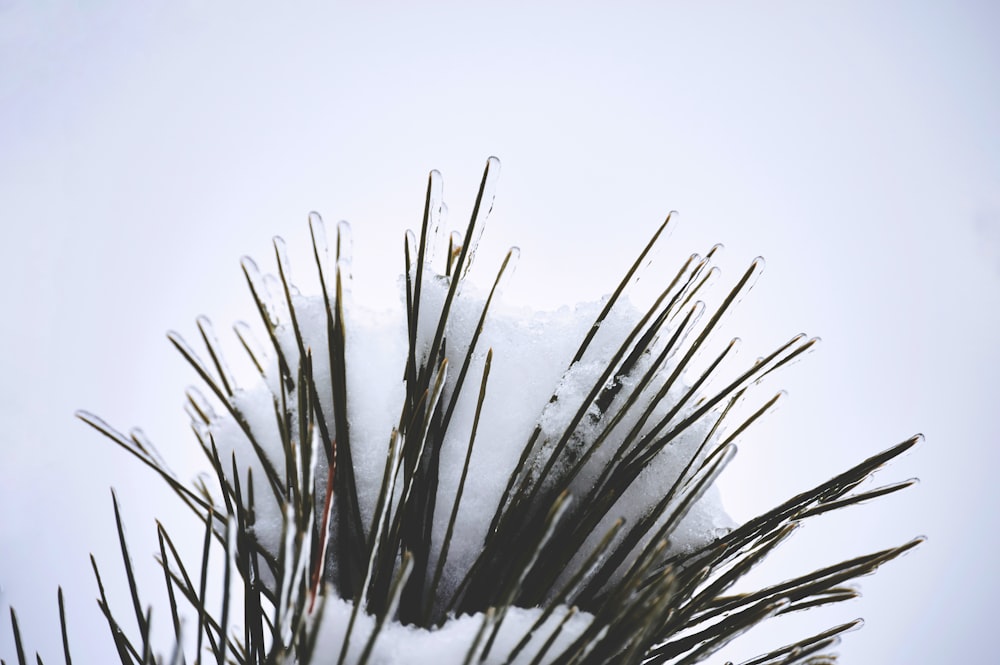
[1,2,998,662]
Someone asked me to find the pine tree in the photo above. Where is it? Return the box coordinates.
[6,158,920,665]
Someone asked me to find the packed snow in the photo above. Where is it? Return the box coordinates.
[194,224,737,662]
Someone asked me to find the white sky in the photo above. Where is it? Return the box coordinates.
[1,1,998,662]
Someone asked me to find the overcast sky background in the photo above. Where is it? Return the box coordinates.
[1,2,998,663]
